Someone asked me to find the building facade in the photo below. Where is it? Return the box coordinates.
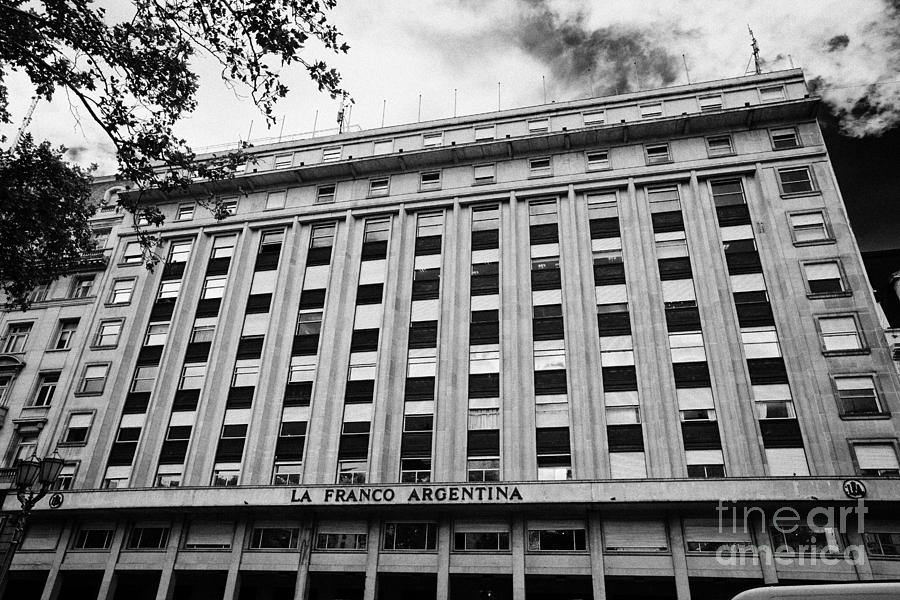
[1,69,899,600]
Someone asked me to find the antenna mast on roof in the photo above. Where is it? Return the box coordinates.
[748,26,762,75]
[12,96,39,147]
[336,92,350,133]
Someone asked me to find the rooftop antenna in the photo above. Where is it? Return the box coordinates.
[497,82,501,111]
[542,75,547,104]
[312,110,318,138]
[749,25,762,75]
[453,89,458,118]
[336,92,350,133]
[417,94,422,122]
[381,100,386,128]
[12,96,39,147]
[588,68,595,98]
[245,119,254,143]
[682,54,692,85]
[277,115,286,142]
[633,60,643,90]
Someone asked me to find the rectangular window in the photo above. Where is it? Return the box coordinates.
[157,280,181,300]
[818,316,864,352]
[94,320,122,348]
[265,190,287,210]
[130,365,157,393]
[232,360,260,387]
[70,275,94,299]
[804,261,846,294]
[369,177,390,197]
[250,527,299,549]
[382,522,437,551]
[528,119,549,133]
[420,171,441,190]
[583,110,605,125]
[315,531,368,551]
[127,527,169,550]
[79,364,109,394]
[373,139,393,155]
[316,184,336,204]
[54,319,79,350]
[73,528,113,550]
[272,462,303,486]
[179,363,206,390]
[53,463,77,490]
[322,146,341,162]
[474,125,495,141]
[167,240,193,263]
[640,103,662,118]
[176,203,195,221]
[423,132,443,148]
[109,279,136,304]
[527,527,587,551]
[122,242,143,264]
[3,323,31,353]
[211,235,236,259]
[834,376,881,416]
[274,153,293,169]
[32,372,60,407]
[586,150,609,170]
[778,166,815,194]
[474,163,495,184]
[220,199,238,216]
[201,275,227,299]
[706,135,733,157]
[645,143,670,165]
[789,211,830,243]
[759,85,786,102]
[771,127,800,149]
[864,533,900,557]
[454,530,510,552]
[698,94,723,112]
[710,179,745,206]
[63,412,94,444]
[529,157,551,177]
[144,323,169,346]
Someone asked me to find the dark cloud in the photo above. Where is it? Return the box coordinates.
[825,34,850,52]
[64,145,88,161]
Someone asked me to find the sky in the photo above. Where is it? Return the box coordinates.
[2,0,899,251]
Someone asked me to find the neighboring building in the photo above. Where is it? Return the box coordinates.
[1,68,899,600]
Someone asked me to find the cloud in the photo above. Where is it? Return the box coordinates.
[826,34,850,52]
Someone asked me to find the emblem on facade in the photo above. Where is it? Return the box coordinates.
[48,493,64,509]
[842,479,866,499]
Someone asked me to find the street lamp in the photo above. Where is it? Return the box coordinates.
[0,451,65,586]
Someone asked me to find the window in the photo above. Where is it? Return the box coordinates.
[212,464,241,487]
[834,376,882,416]
[176,203,194,221]
[818,316,864,352]
[272,462,303,486]
[155,465,182,488]
[70,276,94,299]
[423,132,443,148]
[804,261,846,294]
[144,323,169,346]
[640,103,662,118]
[78,364,109,394]
[528,119,549,133]
[315,531,368,551]
[789,211,830,243]
[250,527,299,549]
[53,319,79,350]
[94,320,122,347]
[316,184,336,204]
[852,442,900,476]
[382,523,437,551]
[109,279,135,304]
[373,139,393,154]
[127,527,169,550]
[179,363,206,390]
[32,372,60,408]
[157,280,181,300]
[265,190,287,210]
[232,360,260,387]
[184,521,233,549]
[583,110,605,125]
[698,94,722,112]
[474,163,495,184]
[706,135,733,157]
[759,85,785,102]
[419,171,441,190]
[167,240,193,263]
[93,228,110,249]
[62,413,94,444]
[322,146,341,162]
[369,177,389,197]
[211,235,237,259]
[130,365,157,393]
[201,275,227,299]
[3,323,31,353]
[52,463,77,490]
[454,530,510,551]
[467,458,500,482]
[474,125,495,141]
[274,153,293,169]
[645,143,670,165]
[527,528,587,552]
[768,523,840,554]
[529,157,551,177]
[771,127,800,149]
[777,166,815,194]
[73,528,113,550]
[864,533,900,557]
[122,242,143,264]
[337,460,367,485]
[586,150,609,170]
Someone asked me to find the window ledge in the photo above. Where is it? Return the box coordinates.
[311,549,367,554]
[121,548,167,553]
[45,348,71,353]
[246,548,299,552]
[73,391,104,397]
[104,302,132,308]
[57,442,87,448]
[823,348,870,357]
[708,152,736,158]
[780,191,822,199]
[117,262,142,268]
[807,291,852,300]
[839,413,892,421]
[89,345,118,351]
[473,179,496,186]
[528,173,553,179]
[646,160,673,166]
[793,239,835,247]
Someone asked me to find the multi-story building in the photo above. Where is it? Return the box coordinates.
[1,68,899,600]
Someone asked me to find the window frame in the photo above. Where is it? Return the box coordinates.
[316,184,336,204]
[705,134,734,157]
[2,322,32,353]
[31,371,61,408]
[645,143,671,165]
[368,177,390,197]
[265,189,287,210]
[176,203,195,221]
[815,313,868,355]
[108,278,136,305]
[382,521,438,552]
[848,439,900,477]
[77,363,110,395]
[60,411,95,446]
[586,150,610,170]
[776,165,818,196]
[422,132,444,148]
[93,319,124,349]
[69,275,95,299]
[770,127,801,150]
[419,170,442,191]
[528,157,552,178]
[831,374,887,419]
[473,163,496,185]
[801,259,850,298]
[121,241,143,265]
[787,210,833,246]
[52,319,79,350]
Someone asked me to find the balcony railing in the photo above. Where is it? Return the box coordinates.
[68,249,111,273]
[0,467,15,489]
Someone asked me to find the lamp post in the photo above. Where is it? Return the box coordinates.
[0,452,65,586]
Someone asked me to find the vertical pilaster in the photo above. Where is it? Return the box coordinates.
[363,521,381,600]
[292,518,314,600]
[667,514,691,600]
[436,516,451,600]
[222,521,247,600]
[39,522,74,600]
[153,520,183,600]
[588,512,607,600]
[97,523,126,600]
[511,515,526,600]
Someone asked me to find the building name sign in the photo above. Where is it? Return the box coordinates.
[290,484,524,505]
